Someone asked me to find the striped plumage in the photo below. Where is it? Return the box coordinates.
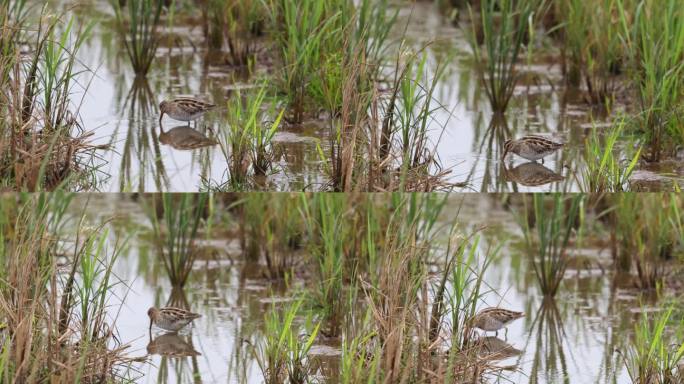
[159,98,216,127]
[148,306,201,333]
[502,135,564,162]
[469,307,524,333]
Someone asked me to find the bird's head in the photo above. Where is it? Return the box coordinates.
[147,307,158,319]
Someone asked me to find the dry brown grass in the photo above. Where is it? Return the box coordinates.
[0,4,104,191]
[0,195,138,383]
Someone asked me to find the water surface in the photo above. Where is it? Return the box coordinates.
[63,1,682,192]
[65,194,660,383]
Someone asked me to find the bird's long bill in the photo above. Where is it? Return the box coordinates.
[149,319,153,336]
[501,147,509,161]
[158,112,164,130]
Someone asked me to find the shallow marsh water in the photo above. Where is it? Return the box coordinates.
[60,194,675,383]
[63,0,684,192]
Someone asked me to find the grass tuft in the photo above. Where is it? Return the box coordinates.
[112,0,163,76]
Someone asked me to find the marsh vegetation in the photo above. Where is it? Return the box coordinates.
[1,193,683,383]
[0,0,681,191]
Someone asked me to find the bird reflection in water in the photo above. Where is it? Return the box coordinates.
[504,162,564,187]
[147,333,201,358]
[473,336,523,361]
[158,125,219,150]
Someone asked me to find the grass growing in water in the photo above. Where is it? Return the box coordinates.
[148,193,211,287]
[617,0,684,161]
[468,0,538,114]
[332,195,497,382]
[207,0,264,66]
[247,298,320,384]
[325,48,452,191]
[0,6,101,191]
[581,117,641,192]
[263,0,336,123]
[112,0,163,76]
[265,0,395,125]
[300,193,349,337]
[519,194,584,297]
[240,193,305,278]
[555,0,625,105]
[622,305,684,384]
[612,194,683,289]
[216,85,283,189]
[0,194,135,382]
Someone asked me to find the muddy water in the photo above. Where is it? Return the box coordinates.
[62,194,658,383]
[63,1,682,192]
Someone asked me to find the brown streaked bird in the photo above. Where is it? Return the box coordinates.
[504,162,564,187]
[148,307,202,334]
[159,125,219,150]
[159,98,216,128]
[468,307,525,337]
[502,135,564,163]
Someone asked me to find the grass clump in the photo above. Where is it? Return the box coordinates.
[112,0,163,76]
[264,0,395,125]
[213,0,266,66]
[555,0,625,105]
[147,193,211,287]
[300,193,350,337]
[0,194,135,383]
[468,0,539,114]
[518,194,584,297]
[216,85,283,190]
[0,5,101,191]
[581,117,641,192]
[617,0,684,161]
[613,194,683,289]
[339,195,498,382]
[239,193,305,279]
[622,305,684,384]
[263,0,336,123]
[326,48,452,192]
[247,298,320,384]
